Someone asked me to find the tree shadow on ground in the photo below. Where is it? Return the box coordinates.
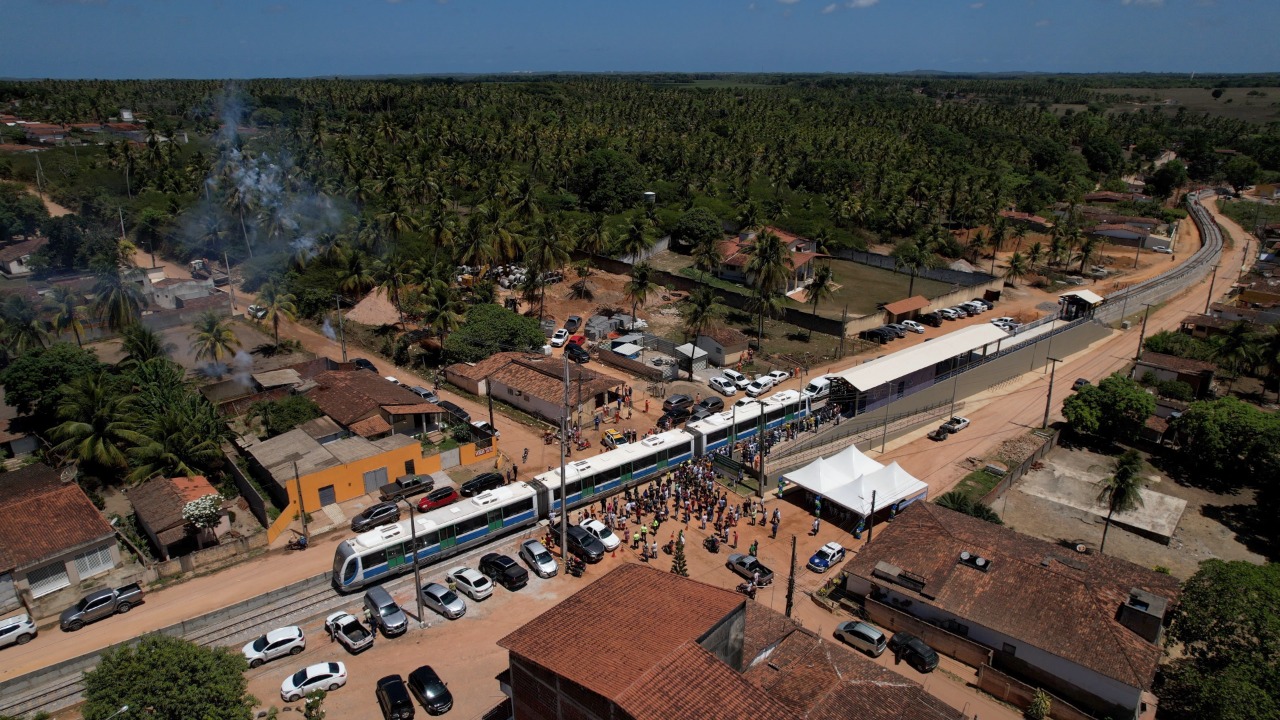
[1200,502,1279,561]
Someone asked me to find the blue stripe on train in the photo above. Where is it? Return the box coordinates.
[353,511,539,585]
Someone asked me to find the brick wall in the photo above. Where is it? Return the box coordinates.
[864,597,993,667]
[977,664,1096,720]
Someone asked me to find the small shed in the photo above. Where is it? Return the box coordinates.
[696,327,752,367]
[675,343,709,374]
[612,343,643,360]
[1060,289,1104,320]
[882,296,930,323]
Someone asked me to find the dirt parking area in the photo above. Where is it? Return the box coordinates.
[995,444,1267,579]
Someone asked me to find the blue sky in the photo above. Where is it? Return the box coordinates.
[3,0,1277,79]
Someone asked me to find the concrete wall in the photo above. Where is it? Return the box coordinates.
[977,665,1097,720]
[225,449,270,527]
[151,534,268,581]
[863,597,993,667]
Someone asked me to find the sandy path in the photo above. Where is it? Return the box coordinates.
[23,184,72,217]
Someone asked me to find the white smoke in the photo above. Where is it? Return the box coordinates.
[321,317,336,341]
[232,350,254,387]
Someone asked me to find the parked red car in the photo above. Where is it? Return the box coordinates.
[417,486,461,513]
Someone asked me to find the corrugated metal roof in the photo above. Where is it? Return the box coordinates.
[1061,289,1105,305]
[835,324,1009,391]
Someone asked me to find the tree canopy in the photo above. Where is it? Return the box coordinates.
[567,148,644,214]
[442,303,545,363]
[82,634,254,720]
[0,342,103,418]
[1061,372,1155,443]
[1160,560,1280,720]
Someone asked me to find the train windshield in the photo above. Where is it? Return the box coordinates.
[333,543,357,584]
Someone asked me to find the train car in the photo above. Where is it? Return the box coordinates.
[531,428,695,514]
[333,482,540,591]
[688,390,809,456]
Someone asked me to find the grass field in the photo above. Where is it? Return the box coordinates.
[1219,199,1280,232]
[1093,86,1280,124]
[818,259,953,317]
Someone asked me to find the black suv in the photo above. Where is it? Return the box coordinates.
[407,665,453,715]
[351,502,401,532]
[436,400,471,425]
[479,552,529,591]
[565,526,605,563]
[376,675,415,720]
[878,324,905,339]
[888,632,939,673]
[352,358,377,372]
[460,472,504,497]
[565,343,590,364]
[663,394,695,413]
[859,328,888,344]
[918,312,943,327]
[695,396,725,414]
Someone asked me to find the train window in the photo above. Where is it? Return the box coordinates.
[709,428,727,444]
[364,549,387,568]
[415,531,438,550]
[502,498,533,520]
[457,514,487,535]
[344,559,359,584]
[599,466,620,484]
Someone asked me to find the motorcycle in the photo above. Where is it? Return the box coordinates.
[663,540,674,555]
[736,582,757,600]
[575,438,590,451]
[566,556,586,577]
[286,536,309,552]
[704,536,720,553]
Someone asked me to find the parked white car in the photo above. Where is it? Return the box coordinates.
[446,566,494,601]
[900,320,925,334]
[281,661,347,702]
[766,370,791,384]
[708,376,738,397]
[990,317,1016,326]
[1153,246,1173,254]
[0,614,37,649]
[937,308,959,320]
[745,377,775,397]
[243,626,305,668]
[520,539,558,578]
[550,329,569,347]
[580,519,621,551]
[722,368,752,390]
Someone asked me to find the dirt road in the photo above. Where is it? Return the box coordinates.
[878,196,1245,495]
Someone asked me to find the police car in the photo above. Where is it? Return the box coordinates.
[806,541,846,573]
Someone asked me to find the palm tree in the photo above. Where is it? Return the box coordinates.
[681,286,723,341]
[255,281,298,347]
[118,324,173,367]
[420,280,466,340]
[0,293,50,354]
[890,237,938,298]
[1005,252,1030,285]
[1097,450,1146,555]
[805,264,836,341]
[745,230,791,347]
[373,254,414,327]
[44,286,88,347]
[623,262,658,331]
[1026,241,1044,272]
[91,267,145,332]
[524,217,574,320]
[1257,328,1280,401]
[189,311,240,364]
[691,233,725,282]
[1211,321,1261,392]
[1076,236,1101,274]
[335,246,375,297]
[747,286,787,347]
[618,216,654,263]
[127,396,225,483]
[50,372,145,476]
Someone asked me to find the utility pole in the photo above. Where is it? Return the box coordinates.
[1042,358,1062,430]
[1240,240,1250,283]
[222,249,237,316]
[293,462,308,540]
[784,535,797,619]
[838,304,848,359]
[558,355,570,563]
[756,406,767,499]
[867,490,877,545]
[1204,263,1221,314]
[1134,304,1154,361]
[400,499,428,628]
[335,295,347,362]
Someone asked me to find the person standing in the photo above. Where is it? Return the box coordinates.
[811,517,820,535]
[732,530,738,548]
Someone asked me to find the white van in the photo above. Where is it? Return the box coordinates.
[802,375,834,400]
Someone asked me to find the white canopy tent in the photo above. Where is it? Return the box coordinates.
[781,445,884,496]
[823,461,929,517]
[781,447,928,519]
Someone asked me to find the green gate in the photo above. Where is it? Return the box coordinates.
[439,526,456,550]
[487,510,503,532]
[386,542,407,571]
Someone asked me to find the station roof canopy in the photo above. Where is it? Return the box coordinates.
[882,296,930,316]
[1060,289,1105,305]
[834,324,1010,392]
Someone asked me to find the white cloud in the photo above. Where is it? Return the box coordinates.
[748,2,757,9]
[1122,0,1164,5]
[822,2,837,12]
[1035,18,1050,26]
[777,0,801,4]
[847,0,877,7]
[970,1,984,7]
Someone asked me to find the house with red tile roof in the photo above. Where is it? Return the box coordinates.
[445,352,619,424]
[841,502,1180,719]
[498,563,963,720]
[997,210,1054,232]
[0,463,120,612]
[714,226,821,293]
[126,476,229,560]
[306,370,443,438]
[1132,351,1216,399]
[0,236,47,277]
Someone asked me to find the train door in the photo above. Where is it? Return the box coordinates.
[385,541,408,572]
[438,525,456,551]
[487,509,503,532]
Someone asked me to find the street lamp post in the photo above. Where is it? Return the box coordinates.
[1204,263,1221,314]
[1042,357,1062,430]
[105,706,130,720]
[879,380,892,453]
[399,498,427,628]
[1134,303,1154,361]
